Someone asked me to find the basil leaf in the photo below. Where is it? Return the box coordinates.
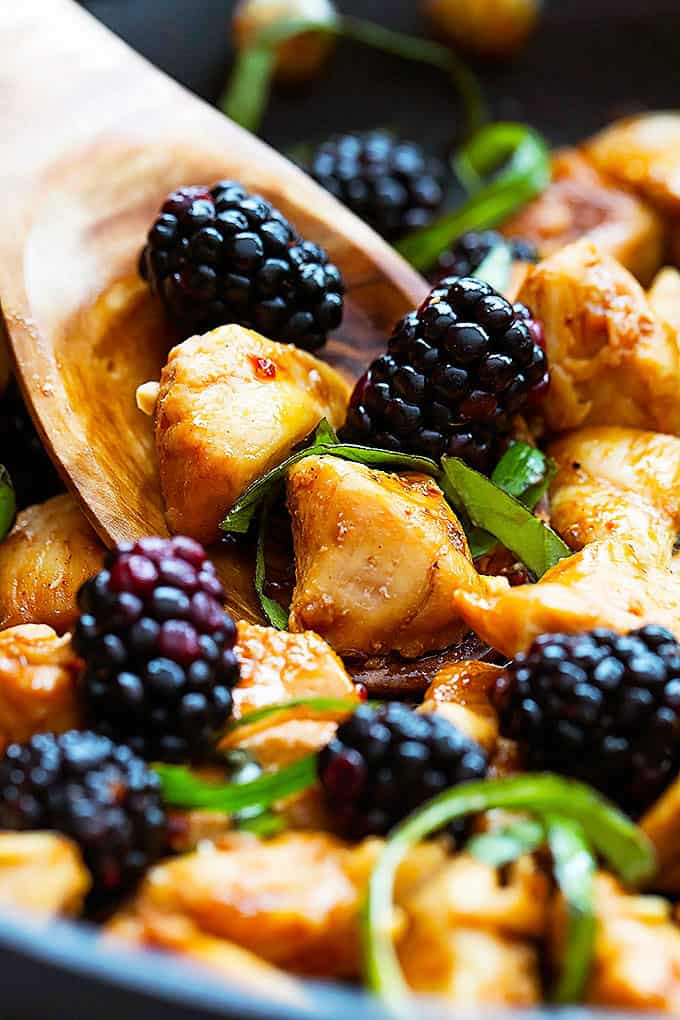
[471,242,513,292]
[0,466,16,542]
[254,497,289,631]
[441,455,570,577]
[396,123,550,271]
[491,441,550,500]
[237,810,286,838]
[155,754,318,813]
[467,817,544,868]
[545,815,597,1004]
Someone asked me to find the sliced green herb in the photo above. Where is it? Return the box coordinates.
[237,809,287,838]
[441,455,569,577]
[362,773,654,1008]
[254,496,289,630]
[545,815,597,1004]
[471,242,513,292]
[223,696,364,736]
[155,753,318,813]
[396,123,550,271]
[0,466,15,542]
[467,817,545,868]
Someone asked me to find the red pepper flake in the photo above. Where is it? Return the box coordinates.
[251,355,277,380]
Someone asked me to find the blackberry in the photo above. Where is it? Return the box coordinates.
[341,276,548,472]
[491,626,680,813]
[0,380,63,509]
[0,730,166,898]
[73,536,239,763]
[139,182,344,350]
[317,703,488,839]
[432,230,538,283]
[308,130,445,239]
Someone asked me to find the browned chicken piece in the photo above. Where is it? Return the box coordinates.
[421,660,503,752]
[549,427,680,565]
[640,773,680,894]
[502,150,665,284]
[426,0,540,59]
[453,539,680,657]
[585,113,680,216]
[0,625,83,749]
[0,832,90,916]
[518,241,680,434]
[146,324,349,544]
[286,455,491,658]
[649,267,680,344]
[0,493,104,633]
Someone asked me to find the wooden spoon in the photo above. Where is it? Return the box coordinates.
[0,0,428,623]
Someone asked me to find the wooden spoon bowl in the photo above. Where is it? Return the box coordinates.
[0,0,428,622]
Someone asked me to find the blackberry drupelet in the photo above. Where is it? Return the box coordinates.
[491,625,680,813]
[73,536,239,763]
[0,731,166,897]
[0,380,63,509]
[432,229,538,283]
[317,703,488,839]
[308,130,445,239]
[139,182,344,350]
[341,276,548,472]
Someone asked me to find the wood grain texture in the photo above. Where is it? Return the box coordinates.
[0,0,428,621]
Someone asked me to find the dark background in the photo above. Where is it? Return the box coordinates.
[79,0,680,156]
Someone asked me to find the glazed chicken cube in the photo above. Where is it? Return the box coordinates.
[421,660,503,752]
[0,625,83,749]
[641,773,680,894]
[502,149,664,284]
[0,494,104,632]
[548,427,680,565]
[518,241,680,434]
[286,455,487,658]
[0,832,90,916]
[146,324,350,543]
[649,267,680,344]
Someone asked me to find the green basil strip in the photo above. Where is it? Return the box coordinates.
[362,774,654,1008]
[441,455,569,577]
[545,815,597,1004]
[0,466,16,542]
[255,496,289,630]
[223,696,364,735]
[220,15,484,139]
[467,817,545,868]
[471,242,513,292]
[237,810,287,838]
[396,122,550,271]
[155,753,318,813]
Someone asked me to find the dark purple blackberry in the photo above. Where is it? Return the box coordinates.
[341,276,549,472]
[0,380,63,509]
[0,730,166,898]
[432,229,538,283]
[139,182,344,351]
[491,625,680,813]
[73,536,239,764]
[317,703,488,840]
[308,130,445,239]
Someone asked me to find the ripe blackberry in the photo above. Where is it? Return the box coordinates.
[139,182,344,350]
[0,381,63,509]
[491,626,680,813]
[73,536,239,763]
[308,130,445,239]
[341,276,548,472]
[317,703,488,839]
[0,731,166,898]
[432,230,538,283]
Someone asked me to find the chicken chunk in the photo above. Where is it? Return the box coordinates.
[640,773,680,894]
[649,267,680,344]
[0,625,83,749]
[148,324,350,543]
[585,113,680,216]
[548,427,680,565]
[0,832,90,916]
[453,539,680,657]
[502,150,664,284]
[0,494,104,632]
[287,456,487,658]
[518,241,680,434]
[421,660,503,752]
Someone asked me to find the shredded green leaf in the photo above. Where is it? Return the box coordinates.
[0,466,15,542]
[467,817,545,868]
[237,810,287,838]
[254,496,289,630]
[441,455,569,576]
[362,774,655,1008]
[155,754,318,813]
[471,242,513,292]
[545,815,597,1004]
[223,697,364,735]
[396,122,550,271]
